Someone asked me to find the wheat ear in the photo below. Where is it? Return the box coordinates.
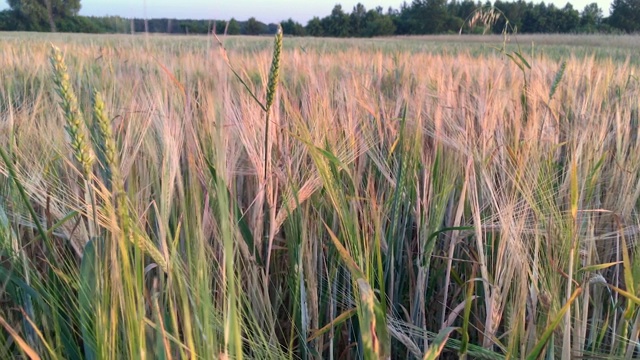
[264,25,282,180]
[50,45,94,178]
[92,90,168,272]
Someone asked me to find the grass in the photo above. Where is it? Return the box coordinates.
[1,32,640,359]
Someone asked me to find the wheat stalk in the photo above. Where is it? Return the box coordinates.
[262,26,283,279]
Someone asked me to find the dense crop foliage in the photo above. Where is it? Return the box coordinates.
[1,33,640,359]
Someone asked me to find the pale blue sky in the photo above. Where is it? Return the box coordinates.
[1,0,612,23]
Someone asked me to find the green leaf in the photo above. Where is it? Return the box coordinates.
[526,287,582,360]
[323,222,365,280]
[506,53,524,72]
[49,266,82,360]
[33,211,79,243]
[620,227,636,319]
[0,315,41,360]
[424,227,473,267]
[579,261,622,273]
[0,267,46,310]
[204,158,261,266]
[307,308,357,342]
[460,269,476,357]
[0,146,50,249]
[514,51,531,69]
[79,237,99,360]
[549,61,566,101]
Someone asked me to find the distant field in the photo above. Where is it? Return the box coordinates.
[1,32,640,359]
[3,32,640,60]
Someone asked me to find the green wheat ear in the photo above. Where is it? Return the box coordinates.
[549,60,566,101]
[262,25,283,184]
[50,45,94,178]
[265,25,282,113]
[92,90,118,187]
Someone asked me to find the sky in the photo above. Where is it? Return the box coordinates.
[1,0,612,23]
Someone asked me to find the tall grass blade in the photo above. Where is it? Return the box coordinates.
[0,315,41,360]
[423,327,459,360]
[549,61,566,101]
[526,288,582,360]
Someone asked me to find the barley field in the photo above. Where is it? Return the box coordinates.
[1,32,640,359]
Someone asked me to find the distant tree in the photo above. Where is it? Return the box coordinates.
[491,0,527,33]
[84,15,128,33]
[0,9,26,30]
[213,20,226,35]
[305,16,323,36]
[321,5,351,37]
[7,0,47,31]
[227,18,240,35]
[523,2,579,33]
[580,2,603,31]
[245,16,262,35]
[7,0,81,32]
[609,0,640,32]
[444,15,465,33]
[408,0,448,34]
[558,3,580,32]
[177,19,208,34]
[362,7,396,37]
[267,23,280,34]
[56,14,101,33]
[282,18,305,36]
[145,18,169,33]
[393,2,413,34]
[0,0,610,35]
[451,0,481,21]
[350,3,367,36]
[522,2,550,33]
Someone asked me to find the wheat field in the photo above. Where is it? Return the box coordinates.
[1,32,640,359]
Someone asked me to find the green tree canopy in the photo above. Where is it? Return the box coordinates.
[305,16,322,36]
[227,17,240,35]
[408,0,449,34]
[362,7,396,37]
[609,0,640,32]
[321,5,351,37]
[580,2,603,30]
[244,16,264,35]
[350,3,366,36]
[7,0,81,31]
[282,18,305,36]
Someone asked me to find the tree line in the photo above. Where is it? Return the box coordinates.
[1,0,639,35]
